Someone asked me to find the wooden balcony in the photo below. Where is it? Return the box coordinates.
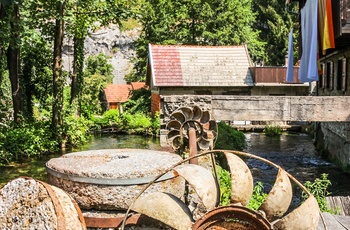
[249,67,302,84]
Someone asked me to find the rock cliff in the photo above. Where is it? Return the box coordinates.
[62,24,140,84]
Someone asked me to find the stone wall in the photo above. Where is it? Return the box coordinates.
[316,122,350,170]
[160,95,212,146]
[316,47,350,170]
[160,94,350,172]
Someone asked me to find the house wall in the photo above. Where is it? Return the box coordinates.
[317,47,350,170]
[159,87,252,96]
[151,92,161,116]
[251,85,309,96]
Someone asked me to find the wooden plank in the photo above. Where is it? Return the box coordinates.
[333,215,350,229]
[317,213,347,230]
[326,196,350,216]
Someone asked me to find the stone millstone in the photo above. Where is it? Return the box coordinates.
[0,177,86,230]
[46,149,185,210]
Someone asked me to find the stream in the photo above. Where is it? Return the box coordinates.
[1,132,349,197]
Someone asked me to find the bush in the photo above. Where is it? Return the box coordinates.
[1,121,59,160]
[302,173,334,213]
[214,121,246,150]
[264,125,282,136]
[247,182,268,210]
[63,116,92,147]
[216,164,232,206]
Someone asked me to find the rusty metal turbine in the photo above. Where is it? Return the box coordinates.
[123,150,321,230]
[123,106,321,229]
[166,106,217,151]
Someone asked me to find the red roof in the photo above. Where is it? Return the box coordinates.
[147,44,254,87]
[104,82,147,103]
[104,84,132,103]
[131,82,147,90]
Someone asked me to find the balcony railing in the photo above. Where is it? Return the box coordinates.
[249,67,302,84]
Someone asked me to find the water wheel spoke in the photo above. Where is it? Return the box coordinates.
[258,168,293,221]
[224,152,254,206]
[131,192,193,230]
[174,164,219,210]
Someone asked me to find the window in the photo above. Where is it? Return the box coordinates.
[336,57,347,91]
[326,61,334,90]
[337,59,343,90]
[319,63,325,88]
[342,58,347,91]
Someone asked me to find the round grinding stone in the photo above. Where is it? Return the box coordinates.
[46,149,185,210]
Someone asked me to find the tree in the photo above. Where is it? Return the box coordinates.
[251,0,296,66]
[3,1,22,122]
[0,4,6,88]
[132,0,266,81]
[80,54,113,117]
[21,31,53,120]
[67,0,135,115]
[52,1,65,143]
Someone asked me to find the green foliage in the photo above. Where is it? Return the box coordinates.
[120,18,140,32]
[81,54,114,117]
[84,54,114,80]
[216,164,232,206]
[264,125,282,136]
[101,109,122,126]
[131,0,266,81]
[302,173,334,213]
[247,181,268,210]
[62,115,92,147]
[123,87,151,114]
[214,121,246,151]
[251,0,297,65]
[92,109,159,135]
[151,112,160,136]
[0,121,59,160]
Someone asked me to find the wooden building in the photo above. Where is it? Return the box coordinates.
[102,82,146,113]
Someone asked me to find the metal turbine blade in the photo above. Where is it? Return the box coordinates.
[171,111,186,123]
[131,192,194,230]
[179,107,193,121]
[166,120,181,131]
[273,195,320,230]
[192,106,202,120]
[197,138,211,150]
[200,111,211,124]
[259,168,293,221]
[224,152,253,206]
[174,164,219,210]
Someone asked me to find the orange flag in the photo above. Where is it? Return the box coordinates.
[319,0,335,55]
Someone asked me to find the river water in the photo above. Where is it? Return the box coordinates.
[1,132,350,197]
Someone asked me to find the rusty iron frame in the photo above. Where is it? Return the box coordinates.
[121,150,325,230]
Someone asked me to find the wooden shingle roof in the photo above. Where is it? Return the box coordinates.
[147,44,254,87]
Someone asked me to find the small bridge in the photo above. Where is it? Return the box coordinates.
[162,95,350,122]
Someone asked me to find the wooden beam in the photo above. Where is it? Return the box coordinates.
[211,96,350,122]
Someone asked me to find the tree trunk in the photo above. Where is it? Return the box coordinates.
[52,1,65,145]
[7,3,21,122]
[0,4,4,87]
[70,36,84,115]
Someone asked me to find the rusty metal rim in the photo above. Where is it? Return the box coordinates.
[84,213,154,228]
[46,164,176,185]
[36,179,67,230]
[192,205,272,230]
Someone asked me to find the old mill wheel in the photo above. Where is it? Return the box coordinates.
[122,106,321,230]
[166,106,217,151]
